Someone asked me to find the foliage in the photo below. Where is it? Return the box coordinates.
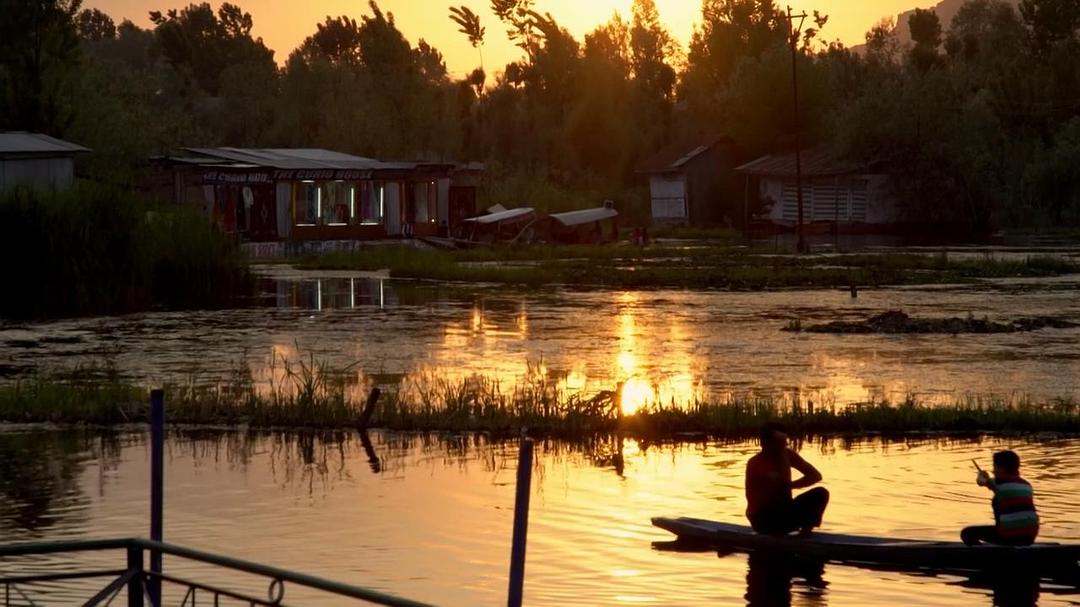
[0,185,250,319]
[4,0,1080,230]
[0,0,82,133]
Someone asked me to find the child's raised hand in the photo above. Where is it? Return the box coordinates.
[976,470,991,487]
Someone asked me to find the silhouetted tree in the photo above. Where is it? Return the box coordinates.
[76,7,116,41]
[0,0,82,133]
[909,8,943,70]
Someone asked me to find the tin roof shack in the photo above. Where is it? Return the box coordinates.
[523,206,619,245]
[736,148,900,233]
[158,148,478,245]
[637,137,740,227]
[455,206,537,245]
[0,132,90,191]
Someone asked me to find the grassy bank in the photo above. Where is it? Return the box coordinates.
[0,185,251,319]
[2,375,1078,439]
[296,246,1080,290]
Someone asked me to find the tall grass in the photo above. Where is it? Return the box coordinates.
[2,368,1078,439]
[0,185,250,319]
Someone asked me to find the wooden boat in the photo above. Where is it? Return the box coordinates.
[652,517,1080,572]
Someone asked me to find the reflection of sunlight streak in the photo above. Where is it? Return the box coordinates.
[565,370,587,392]
[616,351,637,377]
[516,301,528,338]
[621,378,654,415]
[472,305,483,334]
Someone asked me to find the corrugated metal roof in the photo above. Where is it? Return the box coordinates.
[637,136,731,174]
[183,147,384,170]
[550,207,618,227]
[735,147,855,177]
[0,132,91,155]
[463,207,535,225]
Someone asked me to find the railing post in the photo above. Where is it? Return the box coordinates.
[507,437,534,607]
[150,389,165,605]
[127,543,144,607]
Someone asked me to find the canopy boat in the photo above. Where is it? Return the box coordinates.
[652,517,1080,573]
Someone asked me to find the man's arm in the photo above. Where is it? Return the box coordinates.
[789,450,823,489]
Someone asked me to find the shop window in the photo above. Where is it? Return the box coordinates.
[359,181,384,225]
[324,181,352,226]
[413,181,437,224]
[296,181,319,226]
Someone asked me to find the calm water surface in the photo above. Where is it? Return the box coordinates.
[1,429,1078,606]
[1,266,1080,409]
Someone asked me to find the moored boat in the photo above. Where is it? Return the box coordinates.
[652,517,1080,572]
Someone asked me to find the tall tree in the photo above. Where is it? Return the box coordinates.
[629,0,677,153]
[76,7,116,41]
[296,16,363,65]
[1019,0,1080,55]
[149,3,275,96]
[449,5,485,69]
[908,8,943,71]
[0,0,82,133]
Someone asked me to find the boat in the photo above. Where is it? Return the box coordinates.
[451,205,536,246]
[652,517,1080,572]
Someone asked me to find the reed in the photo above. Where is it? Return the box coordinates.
[2,370,1078,439]
[0,185,251,319]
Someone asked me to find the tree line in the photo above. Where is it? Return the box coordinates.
[2,0,1079,229]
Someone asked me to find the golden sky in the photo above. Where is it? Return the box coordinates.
[85,0,941,75]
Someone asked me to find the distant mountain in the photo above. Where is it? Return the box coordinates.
[851,0,1021,51]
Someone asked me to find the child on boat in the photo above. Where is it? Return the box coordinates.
[962,450,1039,546]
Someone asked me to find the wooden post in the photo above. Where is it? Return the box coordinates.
[358,387,381,430]
[507,437,534,607]
[149,389,164,605]
[127,543,144,607]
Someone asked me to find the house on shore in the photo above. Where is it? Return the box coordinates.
[154,147,481,253]
[736,147,901,232]
[0,132,90,191]
[637,137,741,227]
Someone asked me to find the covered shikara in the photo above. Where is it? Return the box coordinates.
[519,205,620,245]
[454,205,537,244]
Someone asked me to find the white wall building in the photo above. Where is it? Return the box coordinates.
[736,148,902,228]
[0,132,90,191]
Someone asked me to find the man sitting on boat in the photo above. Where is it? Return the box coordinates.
[745,422,830,536]
[962,450,1040,546]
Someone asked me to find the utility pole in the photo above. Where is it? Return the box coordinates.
[781,6,809,253]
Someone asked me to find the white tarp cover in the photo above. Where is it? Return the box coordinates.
[463,207,535,225]
[550,207,618,227]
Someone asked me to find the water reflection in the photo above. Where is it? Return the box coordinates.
[5,272,1080,409]
[2,430,1080,605]
[746,553,828,607]
[0,431,123,537]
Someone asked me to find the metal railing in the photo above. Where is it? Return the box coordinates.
[0,537,433,607]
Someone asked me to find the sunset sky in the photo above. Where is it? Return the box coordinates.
[85,0,940,75]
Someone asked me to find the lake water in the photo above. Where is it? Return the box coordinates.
[2,265,1080,409]
[0,429,1077,606]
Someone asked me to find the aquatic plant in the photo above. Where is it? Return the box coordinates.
[2,371,1078,439]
